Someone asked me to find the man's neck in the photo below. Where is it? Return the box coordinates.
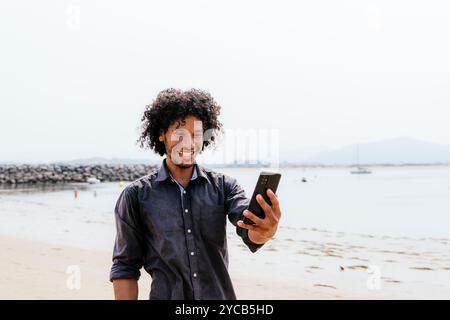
[165,157,195,188]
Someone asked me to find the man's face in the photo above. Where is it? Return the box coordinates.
[159,116,204,168]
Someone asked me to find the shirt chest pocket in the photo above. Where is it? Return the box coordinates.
[143,200,185,236]
[199,204,226,247]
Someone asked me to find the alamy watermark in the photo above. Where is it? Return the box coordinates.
[66,265,81,290]
[366,265,382,291]
[168,120,280,170]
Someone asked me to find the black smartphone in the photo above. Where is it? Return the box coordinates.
[243,171,282,225]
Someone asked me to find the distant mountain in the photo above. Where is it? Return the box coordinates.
[52,157,158,165]
[297,137,450,165]
[4,138,450,167]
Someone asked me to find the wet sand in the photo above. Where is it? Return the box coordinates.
[1,224,449,299]
[227,225,450,299]
[0,235,313,299]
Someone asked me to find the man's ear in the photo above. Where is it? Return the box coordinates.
[159,132,164,142]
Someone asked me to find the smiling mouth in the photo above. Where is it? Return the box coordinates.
[178,149,195,158]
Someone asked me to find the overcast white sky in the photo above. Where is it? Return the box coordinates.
[1,0,450,163]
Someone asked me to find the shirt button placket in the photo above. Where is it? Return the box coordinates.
[182,188,200,299]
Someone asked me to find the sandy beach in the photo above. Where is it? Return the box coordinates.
[0,235,361,300]
[1,225,449,299]
[0,235,318,300]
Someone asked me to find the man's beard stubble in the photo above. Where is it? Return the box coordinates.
[174,163,195,169]
[166,145,197,169]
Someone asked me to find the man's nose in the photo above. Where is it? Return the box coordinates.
[179,137,195,148]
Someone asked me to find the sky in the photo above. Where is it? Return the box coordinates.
[1,0,450,163]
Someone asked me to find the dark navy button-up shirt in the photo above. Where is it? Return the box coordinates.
[109,158,265,300]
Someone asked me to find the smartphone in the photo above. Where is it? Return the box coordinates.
[243,172,282,225]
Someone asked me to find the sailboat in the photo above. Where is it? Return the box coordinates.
[350,144,372,174]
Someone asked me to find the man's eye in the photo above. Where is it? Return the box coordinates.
[171,133,182,141]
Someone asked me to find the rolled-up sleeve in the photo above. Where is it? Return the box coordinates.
[109,185,145,282]
[224,175,265,253]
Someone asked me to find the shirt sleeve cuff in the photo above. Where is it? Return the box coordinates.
[109,262,141,282]
[238,226,265,253]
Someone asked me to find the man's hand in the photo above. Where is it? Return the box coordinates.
[237,189,281,245]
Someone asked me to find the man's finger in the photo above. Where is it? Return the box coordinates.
[237,220,259,231]
[266,189,281,220]
[256,194,278,222]
[242,209,264,226]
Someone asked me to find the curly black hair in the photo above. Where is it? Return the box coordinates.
[137,88,223,156]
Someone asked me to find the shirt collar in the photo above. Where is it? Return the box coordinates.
[155,158,210,184]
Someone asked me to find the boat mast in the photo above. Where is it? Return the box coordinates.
[356,144,360,168]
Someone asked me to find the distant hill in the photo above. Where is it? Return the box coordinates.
[52,157,158,165]
[296,137,450,165]
[3,138,450,167]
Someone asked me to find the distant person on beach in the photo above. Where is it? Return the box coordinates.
[110,88,282,300]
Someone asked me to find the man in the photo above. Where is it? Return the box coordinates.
[110,88,281,299]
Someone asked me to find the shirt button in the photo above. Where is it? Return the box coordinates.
[190,251,195,256]
[193,273,197,278]
[187,229,191,233]
[185,209,188,213]
[183,190,186,194]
